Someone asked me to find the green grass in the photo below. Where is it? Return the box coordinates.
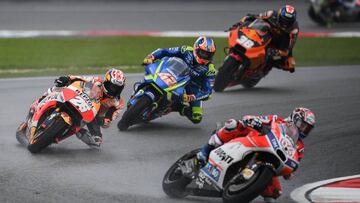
[0,36,359,78]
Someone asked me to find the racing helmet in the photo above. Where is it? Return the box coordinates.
[278,5,297,30]
[289,107,315,139]
[103,68,126,97]
[193,36,216,65]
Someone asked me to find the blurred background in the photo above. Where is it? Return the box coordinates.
[0,0,359,77]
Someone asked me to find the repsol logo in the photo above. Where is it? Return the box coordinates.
[75,89,93,108]
[214,148,234,164]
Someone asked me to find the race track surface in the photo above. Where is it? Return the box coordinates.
[0,66,359,203]
[0,0,359,32]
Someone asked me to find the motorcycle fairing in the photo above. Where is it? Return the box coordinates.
[31,92,64,128]
[143,57,190,101]
[126,57,191,120]
[200,122,299,189]
[65,84,100,123]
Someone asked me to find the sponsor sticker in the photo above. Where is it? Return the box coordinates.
[203,162,221,182]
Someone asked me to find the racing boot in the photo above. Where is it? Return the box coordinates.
[76,128,102,149]
[181,106,202,124]
[262,177,282,203]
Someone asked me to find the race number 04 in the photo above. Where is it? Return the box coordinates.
[70,96,91,112]
[237,35,254,48]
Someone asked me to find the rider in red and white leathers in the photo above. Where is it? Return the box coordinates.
[196,107,316,202]
[22,68,126,148]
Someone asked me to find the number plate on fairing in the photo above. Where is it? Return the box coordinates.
[202,162,221,182]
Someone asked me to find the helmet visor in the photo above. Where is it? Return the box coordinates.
[104,81,124,97]
[279,16,294,29]
[196,49,214,61]
[295,119,313,136]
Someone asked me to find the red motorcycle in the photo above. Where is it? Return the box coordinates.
[16,81,101,153]
[162,121,300,203]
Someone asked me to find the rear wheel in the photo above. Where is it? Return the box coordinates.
[117,96,152,131]
[222,166,274,203]
[213,56,240,92]
[162,149,200,198]
[27,115,69,153]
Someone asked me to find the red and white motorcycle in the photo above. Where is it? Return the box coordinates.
[162,121,300,203]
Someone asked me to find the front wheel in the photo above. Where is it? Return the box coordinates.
[27,115,69,153]
[162,149,200,198]
[117,95,152,131]
[213,55,240,92]
[222,166,274,203]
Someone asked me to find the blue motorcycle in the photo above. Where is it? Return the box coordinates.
[118,57,191,131]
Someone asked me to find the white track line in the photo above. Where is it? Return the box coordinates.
[310,187,360,202]
[290,174,360,203]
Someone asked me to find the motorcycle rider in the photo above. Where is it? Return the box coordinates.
[19,68,126,148]
[195,107,316,202]
[142,36,216,124]
[229,5,299,73]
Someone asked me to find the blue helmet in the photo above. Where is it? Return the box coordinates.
[278,5,297,30]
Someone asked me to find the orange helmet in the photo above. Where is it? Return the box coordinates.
[193,36,216,65]
[103,68,126,97]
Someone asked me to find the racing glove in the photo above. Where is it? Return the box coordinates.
[54,76,70,87]
[242,117,263,131]
[102,118,112,128]
[284,57,295,73]
[142,55,155,65]
[182,94,196,103]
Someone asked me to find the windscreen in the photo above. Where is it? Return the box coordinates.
[248,19,271,36]
[166,57,190,77]
[283,122,300,144]
[83,81,102,100]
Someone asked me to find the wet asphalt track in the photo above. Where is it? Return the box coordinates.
[0,1,360,202]
[1,66,360,203]
[0,0,359,32]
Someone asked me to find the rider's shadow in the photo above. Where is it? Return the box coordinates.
[120,121,205,136]
[19,142,117,164]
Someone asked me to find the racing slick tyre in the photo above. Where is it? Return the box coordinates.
[162,149,200,198]
[117,95,152,131]
[222,166,274,203]
[27,115,68,153]
[214,55,240,92]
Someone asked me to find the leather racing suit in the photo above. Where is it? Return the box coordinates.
[149,46,216,124]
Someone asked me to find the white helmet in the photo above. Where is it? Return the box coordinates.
[289,107,315,139]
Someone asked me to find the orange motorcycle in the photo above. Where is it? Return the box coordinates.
[214,19,274,92]
[16,81,101,153]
